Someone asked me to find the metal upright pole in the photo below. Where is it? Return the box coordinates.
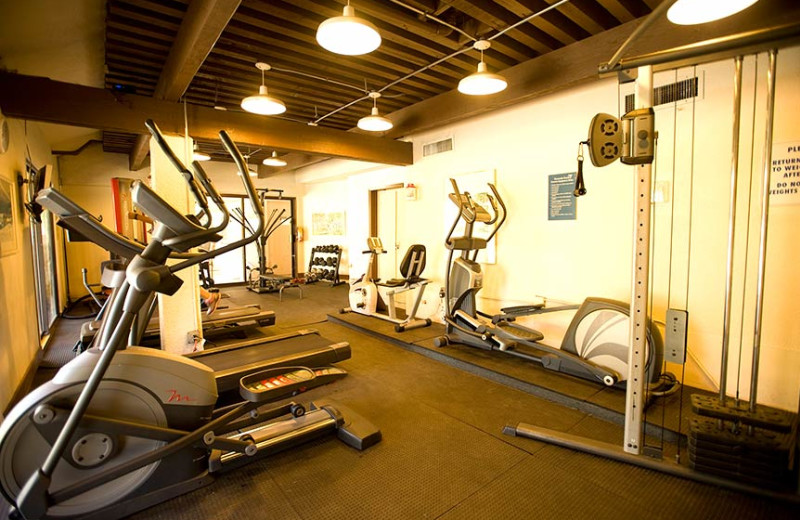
[719,56,744,402]
[624,64,653,455]
[749,49,778,412]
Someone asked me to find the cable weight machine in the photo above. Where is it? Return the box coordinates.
[506,6,800,500]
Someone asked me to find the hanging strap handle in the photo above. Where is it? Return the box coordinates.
[574,141,588,197]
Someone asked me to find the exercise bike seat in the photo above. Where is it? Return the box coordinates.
[379,276,427,288]
[377,244,427,288]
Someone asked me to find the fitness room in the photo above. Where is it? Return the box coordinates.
[0,0,798,518]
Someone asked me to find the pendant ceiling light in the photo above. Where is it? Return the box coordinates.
[667,0,759,25]
[458,40,507,96]
[241,62,286,115]
[316,2,381,56]
[192,143,210,162]
[262,151,288,167]
[357,92,393,132]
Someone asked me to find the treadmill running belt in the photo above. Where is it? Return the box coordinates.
[195,333,351,393]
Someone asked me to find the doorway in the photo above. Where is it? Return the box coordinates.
[210,194,296,285]
[368,183,405,282]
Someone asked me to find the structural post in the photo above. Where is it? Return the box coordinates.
[149,134,202,354]
[720,56,744,402]
[750,49,778,411]
[624,65,654,454]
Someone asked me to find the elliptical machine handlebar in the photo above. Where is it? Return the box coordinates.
[165,129,266,273]
[189,159,230,238]
[219,129,264,241]
[144,119,211,226]
[444,178,506,248]
[483,183,506,244]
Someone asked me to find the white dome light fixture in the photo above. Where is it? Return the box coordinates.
[241,62,286,115]
[667,0,759,25]
[262,151,288,167]
[192,143,211,162]
[458,40,507,96]
[316,2,381,56]
[357,92,393,132]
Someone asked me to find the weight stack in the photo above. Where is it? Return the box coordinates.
[689,394,798,491]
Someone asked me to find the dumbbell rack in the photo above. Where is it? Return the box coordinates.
[307,245,343,286]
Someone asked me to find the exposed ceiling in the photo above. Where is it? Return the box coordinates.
[2,0,794,173]
[102,0,662,164]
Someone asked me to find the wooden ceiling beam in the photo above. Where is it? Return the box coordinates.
[384,2,799,140]
[441,0,558,54]
[231,10,460,91]
[286,0,516,70]
[238,4,469,80]
[0,73,412,166]
[220,23,444,98]
[108,1,182,30]
[568,0,620,30]
[507,0,591,42]
[129,0,241,170]
[594,0,637,23]
[347,0,525,66]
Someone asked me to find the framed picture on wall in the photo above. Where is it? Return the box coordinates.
[445,170,497,264]
[0,175,18,256]
[312,211,346,236]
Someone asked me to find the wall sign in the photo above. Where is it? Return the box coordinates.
[548,172,577,221]
[771,141,800,206]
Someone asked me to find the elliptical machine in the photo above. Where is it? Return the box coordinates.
[0,121,380,520]
[435,178,676,390]
[344,237,432,332]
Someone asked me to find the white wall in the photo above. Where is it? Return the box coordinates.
[0,120,58,413]
[294,46,800,411]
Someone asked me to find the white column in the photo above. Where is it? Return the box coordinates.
[149,134,202,354]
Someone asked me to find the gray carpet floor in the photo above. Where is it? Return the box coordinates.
[3,284,796,519]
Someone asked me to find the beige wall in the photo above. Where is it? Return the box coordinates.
[3,47,797,414]
[294,47,800,411]
[56,151,308,290]
[58,144,146,299]
[0,120,58,414]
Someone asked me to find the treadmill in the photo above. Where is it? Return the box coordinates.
[40,188,351,393]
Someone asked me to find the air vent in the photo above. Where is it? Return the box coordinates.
[625,77,700,113]
[422,137,453,157]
